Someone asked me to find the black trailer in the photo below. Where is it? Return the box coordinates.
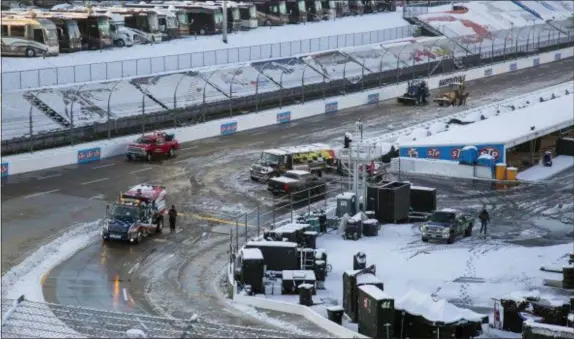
[285,0,308,23]
[268,223,309,245]
[171,3,223,35]
[239,248,265,294]
[245,241,298,271]
[358,284,395,339]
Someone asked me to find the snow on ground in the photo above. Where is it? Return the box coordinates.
[1,220,101,338]
[517,155,574,182]
[1,11,411,73]
[252,224,572,336]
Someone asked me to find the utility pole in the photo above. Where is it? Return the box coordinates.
[222,0,228,44]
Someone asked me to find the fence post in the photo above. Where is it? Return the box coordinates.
[141,94,146,134]
[308,188,311,214]
[235,219,239,251]
[28,102,34,152]
[257,205,260,237]
[290,193,294,222]
[245,214,248,242]
[272,195,276,228]
[229,229,233,274]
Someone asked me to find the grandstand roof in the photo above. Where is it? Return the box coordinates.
[400,93,574,149]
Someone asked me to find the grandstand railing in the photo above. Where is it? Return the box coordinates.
[1,28,572,155]
[1,25,416,91]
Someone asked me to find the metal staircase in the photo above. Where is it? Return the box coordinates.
[23,93,71,128]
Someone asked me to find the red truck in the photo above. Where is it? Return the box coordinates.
[126,132,180,161]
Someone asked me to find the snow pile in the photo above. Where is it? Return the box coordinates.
[1,220,101,300]
[395,289,484,323]
[516,155,574,182]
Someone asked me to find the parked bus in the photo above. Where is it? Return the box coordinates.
[213,1,242,32]
[252,0,289,26]
[349,0,364,15]
[0,15,59,56]
[169,3,223,35]
[304,0,324,21]
[334,0,351,17]
[34,12,82,52]
[124,3,187,37]
[285,0,307,24]
[51,7,114,49]
[320,1,337,20]
[236,2,258,30]
[112,8,164,42]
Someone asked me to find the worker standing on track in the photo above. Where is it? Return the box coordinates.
[478,208,490,236]
[168,205,177,233]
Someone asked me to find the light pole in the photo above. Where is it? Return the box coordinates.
[355,118,363,141]
[222,0,228,44]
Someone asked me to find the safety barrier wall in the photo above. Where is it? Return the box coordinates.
[3,46,573,176]
[390,157,494,179]
[233,292,367,338]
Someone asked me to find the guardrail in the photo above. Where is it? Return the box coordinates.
[1,26,416,91]
[2,46,573,176]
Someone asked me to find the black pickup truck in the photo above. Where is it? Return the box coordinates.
[267,170,327,199]
[420,209,474,244]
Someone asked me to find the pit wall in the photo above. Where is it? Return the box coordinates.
[226,269,367,338]
[390,157,496,179]
[3,47,573,176]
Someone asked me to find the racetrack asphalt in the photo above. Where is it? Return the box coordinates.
[1,58,573,334]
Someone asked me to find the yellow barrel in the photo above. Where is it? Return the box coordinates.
[495,163,507,180]
[506,167,518,181]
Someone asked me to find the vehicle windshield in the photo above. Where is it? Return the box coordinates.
[148,13,159,31]
[430,212,455,224]
[136,138,154,144]
[110,204,140,220]
[97,17,111,36]
[214,12,223,24]
[167,16,177,28]
[283,172,299,180]
[249,5,256,18]
[231,8,240,20]
[177,12,189,24]
[66,21,81,39]
[43,28,58,44]
[279,1,287,14]
[259,152,281,165]
[298,0,306,12]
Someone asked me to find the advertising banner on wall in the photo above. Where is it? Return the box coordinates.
[77,147,101,164]
[220,121,238,136]
[399,144,504,163]
[1,162,8,177]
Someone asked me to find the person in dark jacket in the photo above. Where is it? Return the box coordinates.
[168,205,177,233]
[478,208,490,235]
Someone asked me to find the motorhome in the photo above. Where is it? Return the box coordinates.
[213,1,242,32]
[125,3,191,36]
[102,12,135,47]
[34,11,82,52]
[101,7,163,42]
[51,7,113,49]
[252,0,289,26]
[285,0,307,24]
[363,0,378,13]
[304,0,324,21]
[153,7,179,40]
[334,0,351,17]
[349,0,364,15]
[236,2,258,30]
[1,15,59,56]
[320,1,337,20]
[169,2,223,35]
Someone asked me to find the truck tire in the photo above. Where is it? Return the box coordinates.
[26,48,36,57]
[464,225,472,237]
[146,152,152,162]
[168,148,175,157]
[156,217,164,233]
[135,231,143,244]
[126,154,133,161]
[446,234,455,244]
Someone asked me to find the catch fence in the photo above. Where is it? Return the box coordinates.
[2,25,416,91]
[2,26,573,155]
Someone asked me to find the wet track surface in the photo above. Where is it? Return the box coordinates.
[2,59,574,333]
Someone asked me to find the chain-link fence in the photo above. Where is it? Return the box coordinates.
[2,26,573,155]
[2,26,416,91]
[1,297,306,338]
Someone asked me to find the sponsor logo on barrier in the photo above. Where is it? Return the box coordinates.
[427,148,441,159]
[325,102,338,114]
[509,63,517,72]
[367,93,379,104]
[484,68,493,76]
[400,144,504,163]
[450,148,462,160]
[438,75,466,87]
[555,53,561,61]
[220,121,238,136]
[479,147,501,160]
[276,111,291,123]
[1,162,8,177]
[77,147,101,164]
[533,58,540,67]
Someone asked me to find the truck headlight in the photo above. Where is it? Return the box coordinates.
[420,224,428,232]
[102,221,109,232]
[442,228,450,234]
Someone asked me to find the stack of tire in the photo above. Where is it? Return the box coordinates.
[563,265,574,289]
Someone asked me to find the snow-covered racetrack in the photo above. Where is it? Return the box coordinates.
[2,58,573,336]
